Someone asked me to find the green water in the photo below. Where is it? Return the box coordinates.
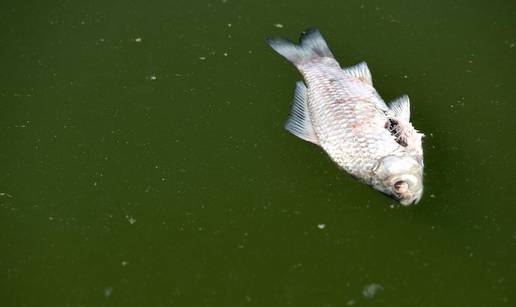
[2,0,516,306]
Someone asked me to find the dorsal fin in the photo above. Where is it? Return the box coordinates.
[388,95,411,121]
[342,61,372,85]
[284,81,319,145]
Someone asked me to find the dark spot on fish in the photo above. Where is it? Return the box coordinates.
[335,98,350,104]
[329,78,337,83]
[385,119,407,147]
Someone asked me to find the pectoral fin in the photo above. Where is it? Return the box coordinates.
[284,81,319,145]
[388,95,411,121]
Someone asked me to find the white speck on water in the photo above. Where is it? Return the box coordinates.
[290,262,302,271]
[126,215,136,225]
[121,261,129,266]
[389,15,400,23]
[99,38,105,42]
[317,224,326,229]
[362,283,383,298]
[274,23,284,28]
[134,37,142,42]
[199,56,206,60]
[346,299,356,306]
[510,42,515,48]
[149,75,157,80]
[0,192,13,198]
[403,75,408,79]
[48,216,54,221]
[430,194,436,198]
[223,52,228,56]
[227,23,232,27]
[104,287,113,298]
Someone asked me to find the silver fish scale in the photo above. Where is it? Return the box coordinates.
[300,60,400,181]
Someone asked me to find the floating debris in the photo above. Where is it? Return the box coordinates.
[121,261,129,266]
[0,192,13,198]
[274,23,284,28]
[126,215,136,225]
[199,56,206,60]
[134,37,142,42]
[317,223,326,229]
[104,287,113,298]
[362,283,383,298]
[149,75,157,80]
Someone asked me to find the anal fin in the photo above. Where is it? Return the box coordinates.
[284,81,319,145]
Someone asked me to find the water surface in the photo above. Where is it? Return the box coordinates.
[1,0,516,306]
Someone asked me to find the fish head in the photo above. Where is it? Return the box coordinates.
[373,155,424,206]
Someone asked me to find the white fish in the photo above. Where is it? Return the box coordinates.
[267,28,424,205]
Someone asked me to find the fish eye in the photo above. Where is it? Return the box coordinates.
[393,180,408,193]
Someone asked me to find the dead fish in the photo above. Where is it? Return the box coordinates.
[267,28,424,205]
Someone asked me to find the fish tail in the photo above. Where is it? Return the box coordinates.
[266,28,334,65]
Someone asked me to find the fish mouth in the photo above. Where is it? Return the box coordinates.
[399,198,417,206]
[396,192,422,206]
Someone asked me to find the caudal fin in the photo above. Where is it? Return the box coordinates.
[266,28,334,65]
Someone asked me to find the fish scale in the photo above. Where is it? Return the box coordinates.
[267,28,424,205]
[302,63,395,177]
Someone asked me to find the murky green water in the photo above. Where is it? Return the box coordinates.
[2,0,516,306]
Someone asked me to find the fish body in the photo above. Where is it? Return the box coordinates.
[267,29,424,205]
